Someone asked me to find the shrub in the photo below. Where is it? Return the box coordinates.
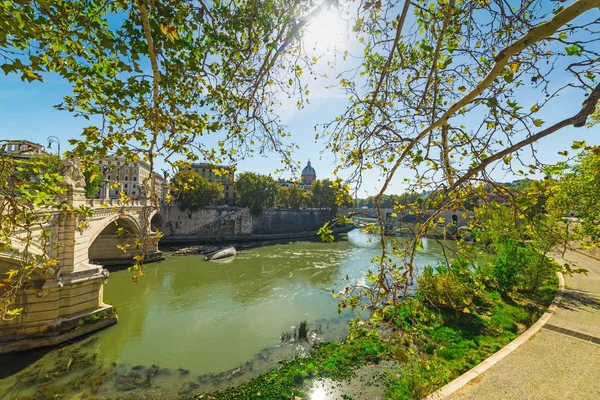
[417,266,472,311]
[490,239,523,291]
[491,239,557,293]
[518,254,556,293]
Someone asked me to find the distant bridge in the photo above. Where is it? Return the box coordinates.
[343,207,472,227]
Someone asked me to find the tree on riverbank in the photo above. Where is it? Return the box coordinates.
[277,184,309,210]
[170,170,224,211]
[310,179,352,215]
[234,172,278,216]
[319,0,600,325]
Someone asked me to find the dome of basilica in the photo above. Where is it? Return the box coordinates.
[301,160,316,185]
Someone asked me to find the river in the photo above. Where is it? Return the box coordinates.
[0,230,450,399]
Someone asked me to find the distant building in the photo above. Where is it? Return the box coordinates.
[1,140,47,159]
[278,179,297,188]
[300,160,316,189]
[96,156,165,202]
[189,162,236,206]
[485,192,509,204]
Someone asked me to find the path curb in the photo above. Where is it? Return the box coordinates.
[424,271,565,400]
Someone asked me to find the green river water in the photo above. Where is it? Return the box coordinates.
[0,230,449,399]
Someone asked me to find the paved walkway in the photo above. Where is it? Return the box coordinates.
[450,250,600,400]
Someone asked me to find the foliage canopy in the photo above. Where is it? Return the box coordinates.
[170,170,224,211]
[234,172,278,216]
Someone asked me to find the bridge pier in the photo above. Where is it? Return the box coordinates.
[0,267,114,354]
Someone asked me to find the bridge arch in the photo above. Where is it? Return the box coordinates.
[150,212,164,233]
[87,213,143,247]
[0,253,24,275]
[88,214,143,266]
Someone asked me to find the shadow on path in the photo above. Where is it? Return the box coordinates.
[559,288,600,312]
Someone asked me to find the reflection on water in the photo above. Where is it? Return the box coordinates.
[0,230,450,398]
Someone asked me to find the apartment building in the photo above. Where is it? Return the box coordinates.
[96,157,165,202]
[189,162,236,206]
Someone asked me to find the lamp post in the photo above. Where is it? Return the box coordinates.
[47,136,61,158]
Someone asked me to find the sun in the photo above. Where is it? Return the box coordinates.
[302,7,347,52]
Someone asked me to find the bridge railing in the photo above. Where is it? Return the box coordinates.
[86,198,149,209]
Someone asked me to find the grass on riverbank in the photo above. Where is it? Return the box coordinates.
[196,272,557,400]
[384,283,556,399]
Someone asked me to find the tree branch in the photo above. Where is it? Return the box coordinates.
[450,82,600,190]
[377,0,600,199]
[370,0,411,107]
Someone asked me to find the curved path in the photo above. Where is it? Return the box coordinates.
[448,250,600,400]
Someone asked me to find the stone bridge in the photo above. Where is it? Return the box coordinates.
[345,207,472,228]
[0,160,164,353]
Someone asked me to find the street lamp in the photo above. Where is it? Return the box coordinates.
[47,136,61,158]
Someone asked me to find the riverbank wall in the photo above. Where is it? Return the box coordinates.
[158,206,338,244]
[160,225,355,245]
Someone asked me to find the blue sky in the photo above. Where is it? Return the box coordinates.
[1,3,598,198]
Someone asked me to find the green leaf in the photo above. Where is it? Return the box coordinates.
[442,57,453,69]
[21,69,42,82]
[503,71,514,83]
[6,307,23,316]
[353,18,364,32]
[565,45,582,56]
[506,99,521,110]
[584,71,596,82]
[1,63,13,75]
[532,119,544,127]
[571,140,586,150]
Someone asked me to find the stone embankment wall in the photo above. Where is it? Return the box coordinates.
[251,209,333,234]
[160,205,333,237]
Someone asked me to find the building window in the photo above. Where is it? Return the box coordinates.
[107,176,111,180]
[133,176,137,181]
[125,176,128,181]
[125,184,128,188]
[117,162,120,165]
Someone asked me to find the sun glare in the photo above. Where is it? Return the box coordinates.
[303,8,347,52]
[310,386,328,400]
